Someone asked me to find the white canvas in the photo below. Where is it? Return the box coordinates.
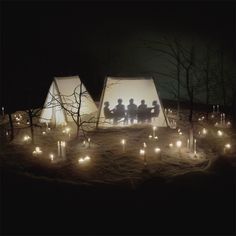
[40,76,98,125]
[97,76,168,127]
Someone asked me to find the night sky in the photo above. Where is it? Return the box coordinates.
[1,1,235,112]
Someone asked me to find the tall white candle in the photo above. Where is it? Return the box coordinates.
[61,141,66,158]
[121,139,126,152]
[57,141,61,157]
[194,139,197,156]
[153,126,156,137]
[2,107,4,116]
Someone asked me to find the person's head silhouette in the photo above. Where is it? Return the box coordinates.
[141,99,145,105]
[118,98,122,104]
[152,100,157,106]
[129,98,134,104]
[104,101,109,107]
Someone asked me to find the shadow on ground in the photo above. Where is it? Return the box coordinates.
[1,157,235,235]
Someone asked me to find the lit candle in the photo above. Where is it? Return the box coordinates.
[193,139,197,156]
[2,107,4,116]
[139,149,147,166]
[61,141,66,158]
[153,126,156,137]
[49,153,54,162]
[154,147,161,157]
[217,130,223,137]
[169,143,173,148]
[223,143,231,154]
[57,141,61,157]
[88,138,91,148]
[217,105,219,113]
[176,140,182,156]
[143,142,147,149]
[121,139,126,152]
[148,135,152,139]
[187,139,190,149]
[202,128,207,135]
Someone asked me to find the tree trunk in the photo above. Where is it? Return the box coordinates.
[28,110,34,144]
[177,49,181,119]
[8,113,14,141]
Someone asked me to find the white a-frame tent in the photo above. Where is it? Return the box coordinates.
[97,76,169,127]
[40,76,98,125]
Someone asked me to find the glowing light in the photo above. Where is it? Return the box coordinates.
[202,128,207,135]
[217,130,223,137]
[179,132,182,135]
[121,139,126,145]
[194,139,197,156]
[149,135,152,139]
[49,153,54,162]
[33,146,42,156]
[215,122,219,127]
[121,139,126,152]
[224,143,231,149]
[154,147,161,153]
[78,158,85,163]
[78,156,91,164]
[169,143,173,148]
[153,126,156,137]
[42,131,46,135]
[143,142,147,148]
[88,138,91,148]
[84,156,91,161]
[187,139,190,149]
[23,135,31,142]
[211,114,215,118]
[176,140,182,148]
[139,149,145,156]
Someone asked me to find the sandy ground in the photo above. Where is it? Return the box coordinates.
[1,109,236,235]
[1,109,235,188]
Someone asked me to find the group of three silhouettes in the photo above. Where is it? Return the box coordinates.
[103,98,160,125]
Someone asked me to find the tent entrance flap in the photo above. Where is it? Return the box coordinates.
[40,75,98,125]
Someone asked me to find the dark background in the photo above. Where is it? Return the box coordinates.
[1,0,235,112]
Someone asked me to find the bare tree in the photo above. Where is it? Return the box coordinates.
[47,83,97,139]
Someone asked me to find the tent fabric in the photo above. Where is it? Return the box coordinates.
[40,76,98,125]
[97,76,169,127]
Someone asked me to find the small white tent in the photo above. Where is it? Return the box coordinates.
[40,76,98,125]
[97,76,169,127]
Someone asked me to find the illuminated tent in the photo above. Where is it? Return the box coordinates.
[97,76,169,127]
[40,76,98,125]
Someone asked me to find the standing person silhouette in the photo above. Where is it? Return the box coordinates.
[127,98,137,124]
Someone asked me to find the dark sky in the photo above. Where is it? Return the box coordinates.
[1,1,235,111]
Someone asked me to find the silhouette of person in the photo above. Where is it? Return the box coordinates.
[127,98,137,124]
[151,100,160,117]
[137,99,148,123]
[113,98,126,124]
[103,101,114,120]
